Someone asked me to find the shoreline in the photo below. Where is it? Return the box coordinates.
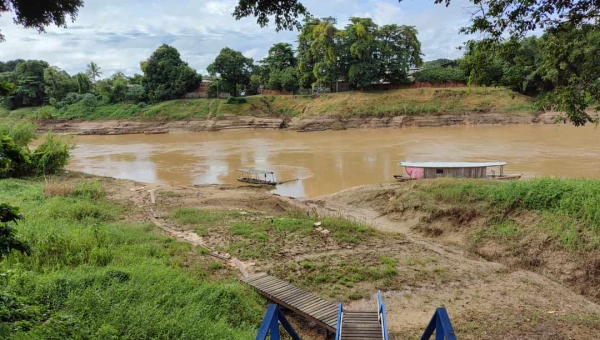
[35,111,560,135]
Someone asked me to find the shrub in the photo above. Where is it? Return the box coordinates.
[80,93,97,112]
[413,66,467,84]
[137,102,148,109]
[29,133,71,176]
[226,96,247,104]
[0,135,31,178]
[0,121,36,148]
[125,85,146,103]
[0,203,31,260]
[63,93,83,105]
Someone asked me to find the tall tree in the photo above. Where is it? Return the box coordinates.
[345,17,380,89]
[0,0,83,41]
[262,43,297,71]
[0,203,30,260]
[261,43,298,90]
[142,44,200,101]
[86,62,102,83]
[74,72,92,94]
[43,67,77,102]
[378,24,423,85]
[12,60,50,107]
[207,48,254,96]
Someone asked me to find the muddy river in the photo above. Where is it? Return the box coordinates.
[68,125,600,197]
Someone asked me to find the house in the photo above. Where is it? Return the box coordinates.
[184,77,230,99]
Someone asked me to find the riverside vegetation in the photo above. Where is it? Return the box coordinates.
[0,87,536,121]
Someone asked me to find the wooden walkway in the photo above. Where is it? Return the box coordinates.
[241,273,339,332]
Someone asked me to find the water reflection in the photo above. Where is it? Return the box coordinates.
[68,125,600,197]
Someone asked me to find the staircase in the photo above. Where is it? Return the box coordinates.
[339,311,383,339]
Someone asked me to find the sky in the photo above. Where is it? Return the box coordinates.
[0,0,475,77]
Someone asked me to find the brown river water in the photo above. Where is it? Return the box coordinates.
[68,125,600,198]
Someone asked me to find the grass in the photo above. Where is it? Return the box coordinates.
[3,87,537,121]
[277,255,399,301]
[418,178,600,250]
[0,178,264,339]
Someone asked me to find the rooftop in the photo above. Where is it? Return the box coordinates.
[236,169,274,175]
[399,161,506,168]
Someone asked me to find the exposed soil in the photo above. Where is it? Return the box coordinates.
[36,111,560,135]
[61,173,600,339]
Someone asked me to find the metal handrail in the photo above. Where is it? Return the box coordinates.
[420,307,457,340]
[377,291,390,340]
[334,303,343,340]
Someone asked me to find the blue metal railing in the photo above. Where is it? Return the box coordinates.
[420,307,457,340]
[334,303,343,340]
[377,291,390,340]
[255,304,301,340]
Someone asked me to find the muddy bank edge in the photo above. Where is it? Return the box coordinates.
[37,111,559,135]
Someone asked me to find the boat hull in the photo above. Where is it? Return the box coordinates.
[237,177,277,186]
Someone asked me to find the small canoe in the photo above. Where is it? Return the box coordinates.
[237,177,277,186]
[393,175,415,182]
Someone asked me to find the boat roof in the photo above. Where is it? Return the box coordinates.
[236,168,274,175]
[399,161,506,168]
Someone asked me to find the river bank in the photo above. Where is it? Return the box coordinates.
[3,173,600,339]
[36,111,561,135]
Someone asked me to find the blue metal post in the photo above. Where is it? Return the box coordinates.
[256,304,301,340]
[334,303,343,340]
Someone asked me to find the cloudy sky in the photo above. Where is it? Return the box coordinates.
[0,0,475,77]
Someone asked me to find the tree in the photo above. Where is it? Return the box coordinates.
[0,59,24,72]
[142,44,201,101]
[377,24,422,85]
[74,72,92,94]
[11,60,50,108]
[280,67,299,92]
[43,67,78,101]
[345,17,380,89]
[86,62,102,83]
[262,43,297,71]
[0,0,83,42]
[233,0,307,31]
[96,72,128,103]
[0,204,30,260]
[207,48,254,97]
[128,73,144,85]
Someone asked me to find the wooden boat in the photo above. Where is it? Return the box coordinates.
[393,175,415,182]
[236,169,277,186]
[395,161,522,181]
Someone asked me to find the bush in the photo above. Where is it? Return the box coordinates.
[226,97,247,104]
[125,85,146,103]
[0,135,31,178]
[29,134,71,176]
[63,93,83,105]
[80,93,97,112]
[137,102,148,109]
[413,66,467,84]
[0,121,36,147]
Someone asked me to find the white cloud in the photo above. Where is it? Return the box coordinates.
[0,0,473,77]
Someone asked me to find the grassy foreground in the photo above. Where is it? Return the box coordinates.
[0,87,536,121]
[0,178,264,339]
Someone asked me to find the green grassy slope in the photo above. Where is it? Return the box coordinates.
[1,87,537,121]
[0,178,264,339]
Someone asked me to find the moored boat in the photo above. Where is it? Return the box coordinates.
[236,169,277,186]
[394,161,522,181]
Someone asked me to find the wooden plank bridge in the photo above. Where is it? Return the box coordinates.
[241,273,339,332]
